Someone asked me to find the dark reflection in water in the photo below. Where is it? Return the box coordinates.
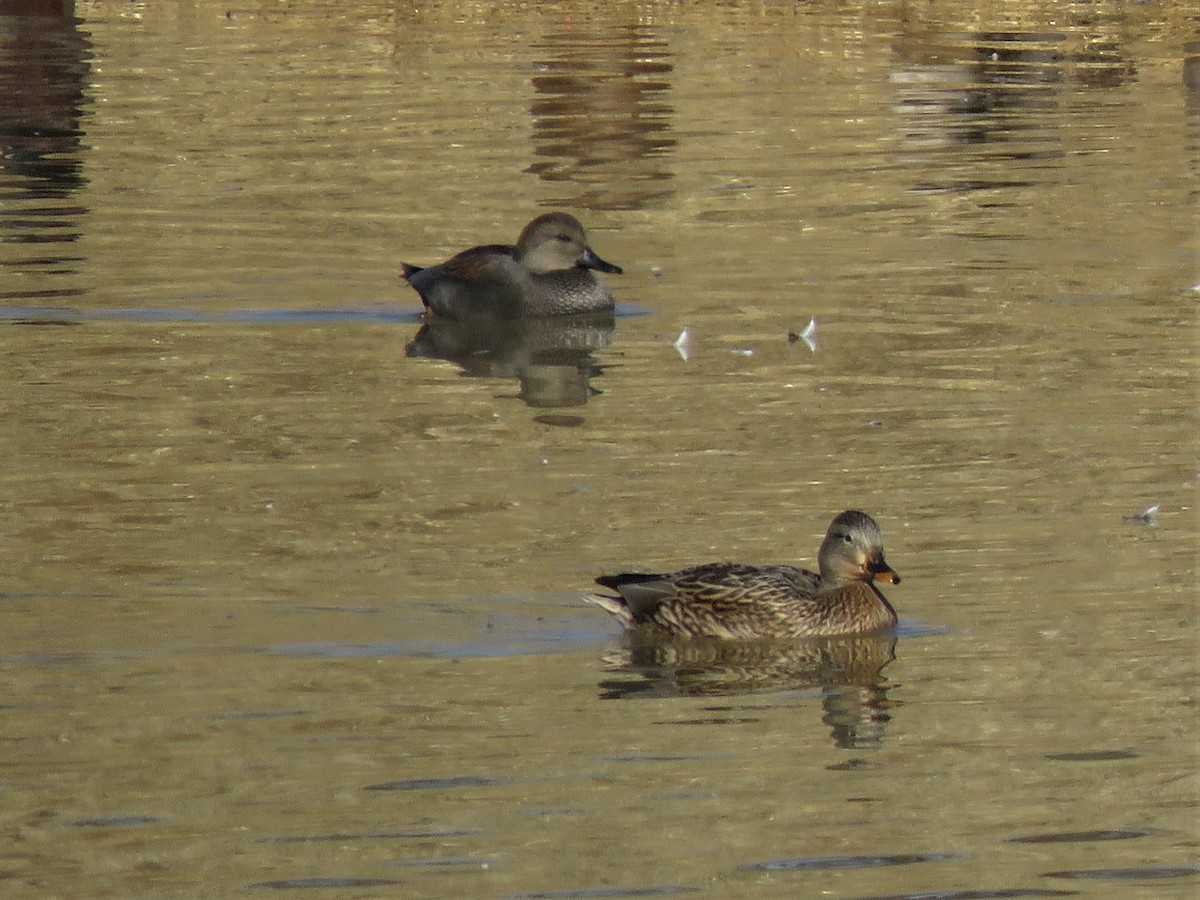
[365,774,504,792]
[890,28,1137,191]
[864,889,1079,899]
[0,0,90,298]
[262,829,480,844]
[406,313,614,410]
[390,857,492,870]
[527,25,675,211]
[1187,42,1200,96]
[743,851,958,872]
[251,877,405,890]
[1043,863,1200,881]
[71,815,163,828]
[1186,42,1200,192]
[509,888,699,899]
[1006,828,1151,844]
[598,635,897,749]
[1044,749,1137,762]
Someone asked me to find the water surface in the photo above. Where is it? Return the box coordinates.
[2,1,1196,897]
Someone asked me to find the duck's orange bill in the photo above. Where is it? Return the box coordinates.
[869,559,901,584]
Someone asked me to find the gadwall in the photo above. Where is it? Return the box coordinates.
[587,510,901,639]
[402,212,622,318]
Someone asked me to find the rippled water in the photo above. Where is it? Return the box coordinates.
[2,1,1197,897]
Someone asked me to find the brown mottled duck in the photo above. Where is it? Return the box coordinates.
[587,510,901,639]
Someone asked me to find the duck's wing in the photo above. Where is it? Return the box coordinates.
[598,564,814,610]
[667,563,813,606]
[651,564,818,638]
[444,243,517,265]
[753,564,821,595]
[403,243,516,287]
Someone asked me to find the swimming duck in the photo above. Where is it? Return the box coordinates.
[587,510,901,639]
[402,212,622,318]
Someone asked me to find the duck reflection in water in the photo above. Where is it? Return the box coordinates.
[405,312,614,409]
[597,634,897,749]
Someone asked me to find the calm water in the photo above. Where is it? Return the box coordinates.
[2,1,1197,897]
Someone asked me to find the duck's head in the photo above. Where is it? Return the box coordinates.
[817,510,901,587]
[516,212,623,276]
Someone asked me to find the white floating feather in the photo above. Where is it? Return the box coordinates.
[673,327,691,361]
[800,317,817,352]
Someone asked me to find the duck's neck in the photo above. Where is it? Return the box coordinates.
[817,580,897,630]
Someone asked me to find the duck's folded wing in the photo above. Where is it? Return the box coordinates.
[755,564,821,595]
[668,563,809,607]
[595,564,815,623]
[427,244,516,281]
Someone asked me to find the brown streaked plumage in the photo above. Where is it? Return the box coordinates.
[586,510,901,639]
[401,212,622,319]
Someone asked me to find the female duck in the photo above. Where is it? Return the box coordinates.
[402,212,622,318]
[587,510,901,639]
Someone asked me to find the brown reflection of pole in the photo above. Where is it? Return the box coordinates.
[0,0,89,298]
[528,24,676,211]
[0,0,75,15]
[0,0,88,190]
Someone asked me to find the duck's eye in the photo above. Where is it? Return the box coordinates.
[556,233,572,243]
[842,533,853,543]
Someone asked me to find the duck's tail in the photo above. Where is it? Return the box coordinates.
[583,593,637,628]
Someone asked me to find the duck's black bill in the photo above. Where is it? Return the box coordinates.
[580,248,623,275]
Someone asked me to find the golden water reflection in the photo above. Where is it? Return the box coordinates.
[2,1,1197,897]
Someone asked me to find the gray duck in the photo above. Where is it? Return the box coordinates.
[402,212,621,318]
